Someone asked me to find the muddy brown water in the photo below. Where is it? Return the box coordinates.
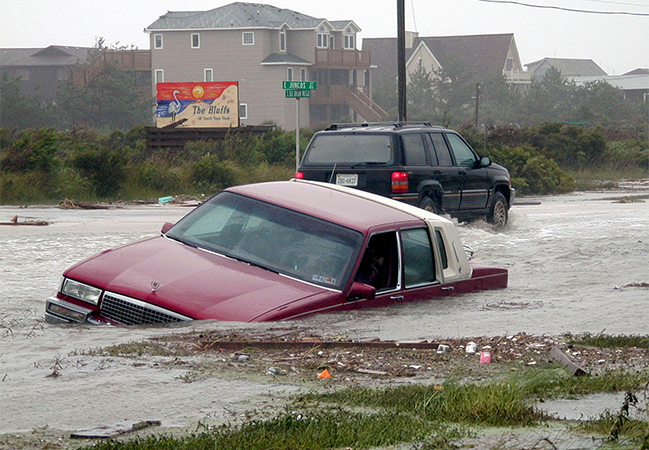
[1,188,648,435]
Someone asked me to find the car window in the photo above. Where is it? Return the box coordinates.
[402,133,427,166]
[434,230,448,269]
[446,133,477,167]
[354,231,399,292]
[427,133,453,167]
[402,228,437,287]
[304,134,393,164]
[166,192,364,290]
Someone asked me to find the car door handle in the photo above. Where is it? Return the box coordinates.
[441,286,454,291]
[390,295,404,301]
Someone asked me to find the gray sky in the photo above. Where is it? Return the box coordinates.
[1,0,647,75]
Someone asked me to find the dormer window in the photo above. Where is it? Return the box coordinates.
[317,32,328,49]
[343,34,355,50]
[279,29,286,53]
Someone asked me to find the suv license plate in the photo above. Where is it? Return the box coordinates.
[336,174,358,187]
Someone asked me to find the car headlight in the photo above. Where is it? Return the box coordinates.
[61,278,102,305]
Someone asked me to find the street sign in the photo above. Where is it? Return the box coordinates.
[282,81,317,90]
[285,90,311,98]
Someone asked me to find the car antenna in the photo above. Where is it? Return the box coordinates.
[328,163,337,184]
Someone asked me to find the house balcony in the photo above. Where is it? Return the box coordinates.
[71,50,151,86]
[505,69,532,85]
[313,49,371,70]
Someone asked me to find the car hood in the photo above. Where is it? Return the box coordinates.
[63,236,331,322]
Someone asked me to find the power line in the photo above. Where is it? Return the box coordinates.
[476,0,649,15]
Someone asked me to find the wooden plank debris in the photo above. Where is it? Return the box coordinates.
[70,420,161,439]
[550,346,589,376]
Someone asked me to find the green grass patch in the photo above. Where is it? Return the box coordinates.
[565,333,649,349]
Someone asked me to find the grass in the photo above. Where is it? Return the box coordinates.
[71,334,649,450]
[565,333,649,349]
[567,167,649,191]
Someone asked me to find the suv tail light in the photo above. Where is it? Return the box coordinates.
[295,172,304,179]
[391,171,408,194]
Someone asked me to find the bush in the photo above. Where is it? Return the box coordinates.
[71,147,129,197]
[191,153,237,194]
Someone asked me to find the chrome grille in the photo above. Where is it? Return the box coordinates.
[101,292,188,325]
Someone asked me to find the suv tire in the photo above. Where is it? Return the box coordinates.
[419,197,440,215]
[487,192,508,229]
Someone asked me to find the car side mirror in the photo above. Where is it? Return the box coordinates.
[480,156,492,167]
[161,222,174,234]
[347,281,376,301]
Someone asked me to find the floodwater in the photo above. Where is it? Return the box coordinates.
[1,186,648,435]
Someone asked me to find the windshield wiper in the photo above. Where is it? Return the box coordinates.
[351,161,387,168]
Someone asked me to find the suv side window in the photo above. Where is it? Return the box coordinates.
[402,133,427,166]
[446,133,477,167]
[427,133,453,167]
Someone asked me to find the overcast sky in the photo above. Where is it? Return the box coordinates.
[1,0,647,75]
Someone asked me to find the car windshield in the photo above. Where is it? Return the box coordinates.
[304,133,393,164]
[165,192,364,290]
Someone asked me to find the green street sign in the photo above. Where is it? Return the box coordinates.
[282,81,317,90]
[285,89,311,98]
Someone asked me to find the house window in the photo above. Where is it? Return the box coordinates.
[343,34,355,49]
[243,32,254,45]
[204,68,213,82]
[329,35,335,49]
[154,34,163,49]
[239,103,248,119]
[300,68,307,81]
[155,69,164,84]
[279,30,286,53]
[191,33,200,49]
[317,33,328,49]
[287,67,294,81]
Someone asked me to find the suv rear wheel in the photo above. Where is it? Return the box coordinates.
[419,197,440,215]
[487,192,508,229]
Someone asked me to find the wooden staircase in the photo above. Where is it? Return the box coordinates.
[311,85,391,122]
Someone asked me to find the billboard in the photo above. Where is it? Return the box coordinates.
[156,82,239,128]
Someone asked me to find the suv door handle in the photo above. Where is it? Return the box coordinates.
[390,295,404,301]
[441,286,454,291]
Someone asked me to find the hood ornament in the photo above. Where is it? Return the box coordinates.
[151,280,160,292]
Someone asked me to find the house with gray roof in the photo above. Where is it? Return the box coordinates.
[145,2,388,130]
[0,46,92,103]
[525,57,607,79]
[363,33,531,91]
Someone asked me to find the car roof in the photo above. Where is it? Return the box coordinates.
[227,180,452,233]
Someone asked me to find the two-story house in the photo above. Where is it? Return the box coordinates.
[363,33,531,92]
[145,2,388,130]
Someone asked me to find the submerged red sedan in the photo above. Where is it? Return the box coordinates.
[45,180,507,325]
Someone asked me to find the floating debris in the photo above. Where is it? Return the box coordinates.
[0,215,49,226]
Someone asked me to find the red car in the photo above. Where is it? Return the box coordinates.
[45,180,507,325]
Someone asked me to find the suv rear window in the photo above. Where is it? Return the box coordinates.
[304,134,393,164]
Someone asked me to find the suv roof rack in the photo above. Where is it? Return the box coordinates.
[325,121,441,131]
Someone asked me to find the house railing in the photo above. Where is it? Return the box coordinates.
[313,49,371,69]
[71,50,151,86]
[505,70,532,84]
[311,84,390,121]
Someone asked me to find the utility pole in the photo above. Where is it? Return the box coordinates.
[397,0,407,122]
[475,83,480,127]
